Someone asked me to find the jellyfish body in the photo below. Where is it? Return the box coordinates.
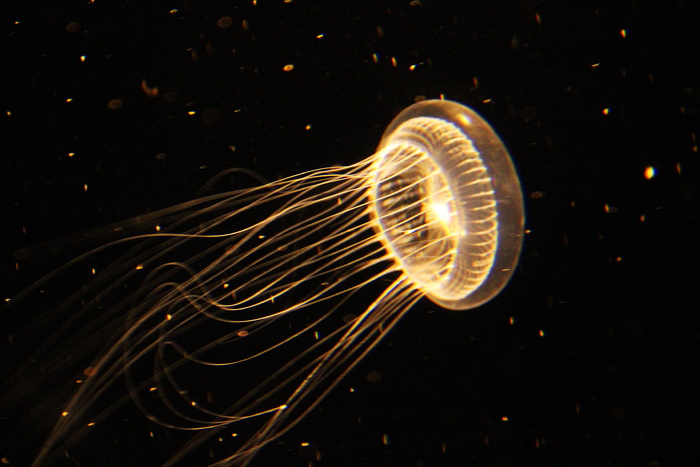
[0,100,523,466]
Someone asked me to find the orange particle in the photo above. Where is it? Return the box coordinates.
[162,91,178,103]
[283,64,294,72]
[237,330,250,337]
[140,79,159,98]
[66,21,82,33]
[107,99,123,110]
[216,16,233,29]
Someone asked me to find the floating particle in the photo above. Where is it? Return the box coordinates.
[107,99,123,110]
[610,407,625,419]
[162,91,178,103]
[283,64,294,72]
[141,79,159,98]
[511,34,520,50]
[66,21,81,33]
[643,166,655,180]
[216,16,233,29]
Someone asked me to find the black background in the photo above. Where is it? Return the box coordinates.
[1,0,699,466]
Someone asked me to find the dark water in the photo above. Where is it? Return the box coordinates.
[1,1,699,465]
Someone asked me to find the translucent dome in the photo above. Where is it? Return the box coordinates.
[369,99,524,310]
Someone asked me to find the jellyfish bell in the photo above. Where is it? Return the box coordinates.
[372,99,524,310]
[0,100,524,466]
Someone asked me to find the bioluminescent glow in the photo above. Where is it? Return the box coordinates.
[1,100,524,466]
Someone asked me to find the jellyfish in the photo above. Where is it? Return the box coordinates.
[0,99,524,466]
